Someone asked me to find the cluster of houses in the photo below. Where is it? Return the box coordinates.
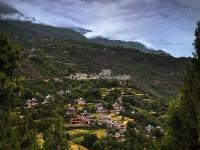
[97,114,127,141]
[68,110,96,127]
[66,97,127,141]
[75,98,86,105]
[96,103,107,113]
[66,69,131,81]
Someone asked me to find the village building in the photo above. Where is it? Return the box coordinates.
[57,90,71,96]
[46,94,54,100]
[57,90,65,96]
[26,98,39,108]
[68,115,90,127]
[66,104,77,115]
[96,103,107,114]
[46,94,51,99]
[66,69,131,81]
[71,73,88,80]
[99,69,111,76]
[65,90,71,94]
[117,97,123,103]
[67,109,97,127]
[131,111,135,114]
[53,78,63,83]
[80,110,90,117]
[88,116,97,125]
[98,114,112,126]
[114,132,125,142]
[75,98,86,105]
[146,124,154,133]
[112,102,125,114]
[42,99,50,105]
[113,123,127,132]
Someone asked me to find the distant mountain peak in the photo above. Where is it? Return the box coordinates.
[71,27,92,34]
[0,2,21,15]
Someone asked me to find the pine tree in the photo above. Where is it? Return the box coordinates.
[0,33,38,149]
[0,33,22,109]
[44,105,69,150]
[161,21,200,150]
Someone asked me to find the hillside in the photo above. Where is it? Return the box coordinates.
[0,2,173,55]
[89,37,170,56]
[0,3,190,98]
[0,19,169,55]
[17,38,189,98]
[0,20,87,41]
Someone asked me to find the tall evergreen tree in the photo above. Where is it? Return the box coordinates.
[161,21,200,150]
[44,105,68,150]
[0,33,22,108]
[0,33,39,149]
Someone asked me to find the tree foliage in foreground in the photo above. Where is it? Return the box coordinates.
[0,33,39,149]
[161,21,200,150]
[0,33,22,108]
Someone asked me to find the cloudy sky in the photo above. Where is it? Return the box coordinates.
[2,0,200,57]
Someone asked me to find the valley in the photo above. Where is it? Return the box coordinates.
[5,30,188,149]
[0,0,200,150]
[0,2,193,149]
[0,29,189,149]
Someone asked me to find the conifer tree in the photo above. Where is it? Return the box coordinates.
[0,33,22,108]
[0,33,38,149]
[44,105,68,150]
[161,21,200,150]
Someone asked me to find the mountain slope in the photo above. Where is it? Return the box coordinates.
[0,2,88,41]
[90,37,170,55]
[0,3,190,98]
[0,2,171,55]
[0,2,21,14]
[18,38,189,98]
[0,20,88,41]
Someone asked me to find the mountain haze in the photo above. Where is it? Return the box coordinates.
[0,2,173,55]
[0,1,21,14]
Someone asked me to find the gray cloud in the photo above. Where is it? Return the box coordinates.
[1,0,200,57]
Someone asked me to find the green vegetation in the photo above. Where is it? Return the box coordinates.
[0,33,68,149]
[0,20,189,98]
[0,33,22,108]
[161,21,200,150]
[0,33,39,149]
[0,20,87,41]
[1,13,199,149]
[0,33,170,149]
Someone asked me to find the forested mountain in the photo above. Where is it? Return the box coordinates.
[0,20,88,41]
[14,37,188,98]
[90,37,170,55]
[0,21,190,98]
[0,2,173,55]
